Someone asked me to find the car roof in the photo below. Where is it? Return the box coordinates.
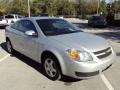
[24,17,61,21]
[4,14,17,16]
[92,16,104,18]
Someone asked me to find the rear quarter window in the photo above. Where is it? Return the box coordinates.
[11,21,20,30]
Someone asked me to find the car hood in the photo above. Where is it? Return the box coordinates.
[48,32,110,52]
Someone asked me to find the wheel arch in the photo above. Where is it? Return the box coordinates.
[6,37,10,41]
[41,50,65,75]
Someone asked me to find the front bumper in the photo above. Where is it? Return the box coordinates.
[0,23,8,26]
[62,50,116,79]
[75,64,112,77]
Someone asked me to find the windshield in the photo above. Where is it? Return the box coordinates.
[36,19,81,36]
[5,15,14,19]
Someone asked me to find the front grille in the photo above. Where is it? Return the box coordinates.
[93,47,112,59]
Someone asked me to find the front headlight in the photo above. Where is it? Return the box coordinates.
[66,48,93,62]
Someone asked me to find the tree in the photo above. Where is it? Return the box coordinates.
[43,0,58,16]
[6,0,28,15]
[57,0,76,15]
[85,0,98,14]
[0,3,6,15]
[33,0,76,16]
[30,0,43,16]
[100,0,108,17]
[41,0,76,16]
[76,0,98,18]
[112,0,120,13]
[31,0,58,16]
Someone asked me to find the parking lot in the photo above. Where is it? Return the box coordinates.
[0,20,120,90]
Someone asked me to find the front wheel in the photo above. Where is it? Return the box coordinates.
[43,55,61,81]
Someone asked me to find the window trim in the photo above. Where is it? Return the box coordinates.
[11,19,38,37]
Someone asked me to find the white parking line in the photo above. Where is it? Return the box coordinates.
[0,54,10,62]
[100,74,114,90]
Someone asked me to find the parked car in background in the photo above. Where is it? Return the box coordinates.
[0,16,5,26]
[5,17,116,80]
[39,13,49,17]
[0,16,3,21]
[0,14,23,27]
[88,16,107,27]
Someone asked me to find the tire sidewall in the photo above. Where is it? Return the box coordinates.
[6,40,14,54]
[43,55,61,81]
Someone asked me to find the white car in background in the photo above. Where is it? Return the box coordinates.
[0,14,23,26]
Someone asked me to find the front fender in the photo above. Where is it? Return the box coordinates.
[41,46,69,75]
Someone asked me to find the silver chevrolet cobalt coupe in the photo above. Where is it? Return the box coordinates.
[5,17,116,80]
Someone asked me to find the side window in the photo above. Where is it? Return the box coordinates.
[19,20,37,33]
[11,21,20,30]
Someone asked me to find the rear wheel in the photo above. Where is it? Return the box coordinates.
[42,55,61,81]
[6,39,15,54]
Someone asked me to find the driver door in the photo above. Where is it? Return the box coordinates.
[17,20,39,61]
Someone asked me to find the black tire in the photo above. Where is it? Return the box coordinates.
[6,39,15,55]
[42,54,61,81]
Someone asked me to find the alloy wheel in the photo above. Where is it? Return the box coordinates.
[44,58,57,78]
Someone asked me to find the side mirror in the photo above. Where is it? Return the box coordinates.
[24,30,38,37]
